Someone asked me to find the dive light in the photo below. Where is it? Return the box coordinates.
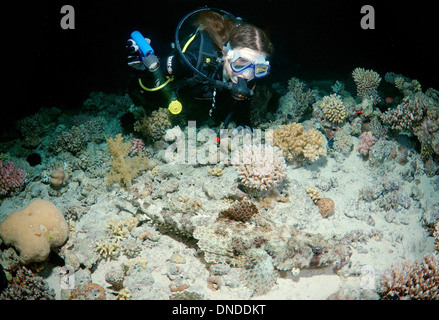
[131,31,160,72]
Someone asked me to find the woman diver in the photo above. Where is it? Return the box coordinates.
[127,8,273,130]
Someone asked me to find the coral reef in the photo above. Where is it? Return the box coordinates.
[379,253,439,300]
[381,92,427,132]
[352,67,382,104]
[277,77,318,122]
[273,123,326,163]
[105,134,149,189]
[0,160,27,196]
[51,117,106,155]
[232,144,287,191]
[0,266,55,300]
[357,131,376,157]
[381,91,439,163]
[0,199,69,264]
[1,70,439,301]
[320,94,347,125]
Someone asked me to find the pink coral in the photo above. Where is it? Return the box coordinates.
[130,138,145,156]
[357,131,376,156]
[0,160,27,196]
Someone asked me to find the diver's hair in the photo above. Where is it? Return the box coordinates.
[196,11,274,56]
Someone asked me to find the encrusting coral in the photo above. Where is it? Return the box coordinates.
[105,134,149,189]
[232,144,287,192]
[273,123,326,163]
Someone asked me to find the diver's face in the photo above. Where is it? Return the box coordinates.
[223,47,267,83]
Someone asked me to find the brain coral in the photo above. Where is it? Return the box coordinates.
[320,94,347,125]
[273,123,326,163]
[232,144,287,192]
[0,200,69,264]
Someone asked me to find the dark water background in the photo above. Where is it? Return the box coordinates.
[3,0,437,133]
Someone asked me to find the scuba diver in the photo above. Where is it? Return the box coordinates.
[126,8,273,132]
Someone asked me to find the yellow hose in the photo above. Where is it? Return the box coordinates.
[137,30,197,91]
[138,77,173,91]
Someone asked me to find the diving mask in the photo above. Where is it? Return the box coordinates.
[226,47,270,79]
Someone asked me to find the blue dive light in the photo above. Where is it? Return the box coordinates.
[131,31,160,72]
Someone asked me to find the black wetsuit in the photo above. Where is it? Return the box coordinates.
[128,30,253,127]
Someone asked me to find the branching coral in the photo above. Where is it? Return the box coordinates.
[277,77,318,121]
[381,91,439,161]
[305,186,322,204]
[51,117,106,155]
[0,160,27,196]
[381,93,427,132]
[320,94,347,125]
[232,144,287,192]
[379,253,439,300]
[105,134,149,189]
[134,108,172,142]
[352,67,382,104]
[273,123,326,163]
[0,266,55,300]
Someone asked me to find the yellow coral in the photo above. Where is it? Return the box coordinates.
[320,94,347,124]
[118,288,131,300]
[105,134,149,189]
[208,167,224,176]
[273,123,326,163]
[107,217,138,240]
[305,186,322,204]
[134,108,172,141]
[96,239,120,259]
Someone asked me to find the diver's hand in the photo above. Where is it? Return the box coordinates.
[126,37,151,71]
